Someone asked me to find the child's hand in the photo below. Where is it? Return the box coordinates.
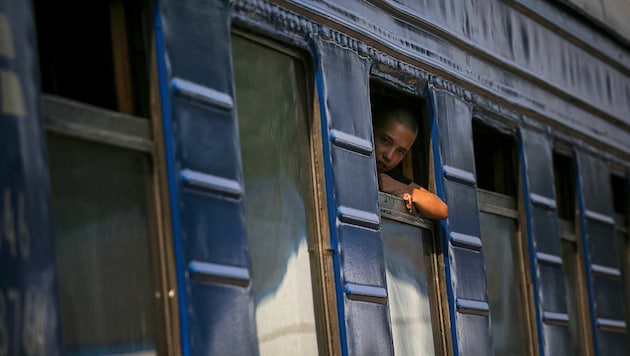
[378,173,414,199]
[403,193,413,213]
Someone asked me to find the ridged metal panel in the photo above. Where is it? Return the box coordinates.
[429,87,492,355]
[518,127,570,355]
[313,37,393,356]
[576,151,630,355]
[155,0,258,354]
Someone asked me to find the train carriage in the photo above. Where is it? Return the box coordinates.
[2,0,630,355]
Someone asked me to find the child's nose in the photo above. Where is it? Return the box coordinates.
[383,149,394,161]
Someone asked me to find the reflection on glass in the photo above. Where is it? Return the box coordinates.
[381,219,435,355]
[232,35,318,355]
[479,212,526,356]
[48,134,156,355]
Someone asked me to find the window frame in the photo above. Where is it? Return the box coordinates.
[230,28,341,356]
[477,188,536,355]
[368,74,451,355]
[37,1,181,353]
[471,117,536,355]
[378,192,449,356]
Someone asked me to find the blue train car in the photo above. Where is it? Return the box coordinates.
[2,0,630,355]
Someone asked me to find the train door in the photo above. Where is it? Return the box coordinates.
[0,1,61,355]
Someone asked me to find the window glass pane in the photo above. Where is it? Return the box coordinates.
[232,35,318,355]
[48,134,156,355]
[479,212,526,356]
[381,219,435,355]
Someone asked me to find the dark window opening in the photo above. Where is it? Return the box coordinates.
[611,173,630,350]
[611,174,628,219]
[369,80,429,188]
[553,152,576,222]
[472,121,517,196]
[34,0,152,117]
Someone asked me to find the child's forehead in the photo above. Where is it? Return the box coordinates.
[378,120,417,142]
[380,118,418,135]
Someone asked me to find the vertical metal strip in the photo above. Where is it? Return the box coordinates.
[311,35,392,356]
[429,88,459,356]
[575,151,602,355]
[517,128,557,356]
[428,85,491,356]
[155,0,258,354]
[517,129,544,356]
[153,3,190,355]
[311,36,348,356]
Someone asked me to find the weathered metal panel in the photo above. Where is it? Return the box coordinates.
[155,0,258,354]
[429,87,492,355]
[576,151,630,355]
[556,0,630,43]
[249,0,630,155]
[518,128,570,355]
[313,37,393,356]
[0,0,62,354]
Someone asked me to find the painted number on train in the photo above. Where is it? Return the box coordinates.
[0,288,47,356]
[0,12,25,117]
[2,189,30,260]
[1,10,48,356]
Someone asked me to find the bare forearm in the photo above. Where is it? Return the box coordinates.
[411,187,448,220]
[379,173,448,220]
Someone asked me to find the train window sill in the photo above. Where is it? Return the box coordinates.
[42,94,153,152]
[379,191,434,230]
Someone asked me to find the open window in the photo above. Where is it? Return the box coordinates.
[34,1,175,355]
[369,80,445,355]
[472,120,530,355]
[611,172,630,331]
[370,80,429,189]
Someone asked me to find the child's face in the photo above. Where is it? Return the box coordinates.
[373,119,417,173]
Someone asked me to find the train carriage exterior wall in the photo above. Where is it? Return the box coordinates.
[3,0,630,355]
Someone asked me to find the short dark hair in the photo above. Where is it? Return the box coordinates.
[373,106,419,134]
